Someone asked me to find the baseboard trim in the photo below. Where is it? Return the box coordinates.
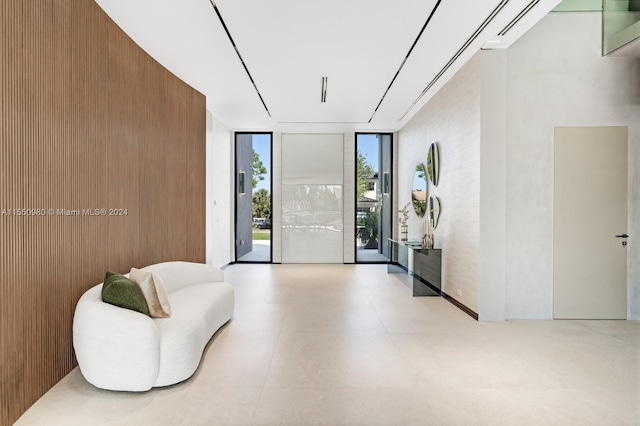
[412,273,441,297]
[442,292,478,320]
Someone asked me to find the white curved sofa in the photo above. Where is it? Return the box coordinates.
[73,261,234,391]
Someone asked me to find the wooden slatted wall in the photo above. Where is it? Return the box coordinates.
[0,1,206,424]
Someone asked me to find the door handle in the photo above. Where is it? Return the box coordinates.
[615,234,629,238]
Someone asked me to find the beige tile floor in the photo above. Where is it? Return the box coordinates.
[16,264,640,425]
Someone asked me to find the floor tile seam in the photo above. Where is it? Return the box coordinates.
[275,330,392,337]
[610,334,640,347]
[252,302,291,424]
[526,381,638,391]
[573,386,640,392]
[279,328,388,334]
[579,321,640,334]
[358,278,410,357]
[258,384,421,390]
[408,383,582,393]
[386,329,462,338]
[266,300,290,335]
[185,384,266,390]
[284,302,375,307]
[287,270,385,332]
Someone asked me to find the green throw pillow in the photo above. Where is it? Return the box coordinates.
[101,271,151,316]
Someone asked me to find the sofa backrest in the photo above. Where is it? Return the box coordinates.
[141,261,224,294]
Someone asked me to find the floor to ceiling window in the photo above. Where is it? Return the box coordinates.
[235,133,272,262]
[355,133,392,263]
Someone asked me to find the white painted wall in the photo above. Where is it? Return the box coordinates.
[206,111,233,267]
[392,132,399,240]
[479,49,508,321]
[206,110,214,265]
[272,132,282,263]
[505,12,640,319]
[399,53,482,313]
[343,133,355,263]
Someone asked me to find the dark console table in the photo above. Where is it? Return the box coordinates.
[387,239,442,297]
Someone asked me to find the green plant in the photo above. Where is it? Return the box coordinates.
[252,188,271,219]
[359,206,380,249]
[252,231,271,240]
[252,149,267,188]
[399,202,411,226]
[356,150,375,200]
[412,197,426,217]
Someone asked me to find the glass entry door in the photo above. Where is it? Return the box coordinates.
[235,133,271,262]
[356,133,392,263]
[281,134,344,263]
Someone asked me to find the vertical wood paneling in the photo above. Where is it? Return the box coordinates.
[106,22,142,271]
[187,88,207,262]
[0,1,206,424]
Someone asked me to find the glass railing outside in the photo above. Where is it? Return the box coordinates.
[603,0,640,55]
[552,0,602,12]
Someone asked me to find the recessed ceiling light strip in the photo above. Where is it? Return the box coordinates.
[208,0,271,117]
[498,0,540,36]
[367,0,443,123]
[400,0,510,120]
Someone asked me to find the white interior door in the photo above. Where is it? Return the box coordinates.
[554,127,627,319]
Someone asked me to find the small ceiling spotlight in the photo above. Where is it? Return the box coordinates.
[321,77,328,103]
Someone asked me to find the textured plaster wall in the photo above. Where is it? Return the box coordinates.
[399,53,482,313]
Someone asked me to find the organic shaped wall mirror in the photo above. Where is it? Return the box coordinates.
[412,163,427,217]
[429,195,441,229]
[427,142,439,187]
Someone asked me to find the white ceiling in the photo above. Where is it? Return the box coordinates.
[95,0,561,133]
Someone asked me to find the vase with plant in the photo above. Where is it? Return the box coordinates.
[399,202,410,241]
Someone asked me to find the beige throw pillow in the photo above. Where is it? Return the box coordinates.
[130,267,172,318]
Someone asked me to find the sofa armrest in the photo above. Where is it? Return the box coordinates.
[211,266,224,282]
[141,262,225,293]
[73,285,159,391]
